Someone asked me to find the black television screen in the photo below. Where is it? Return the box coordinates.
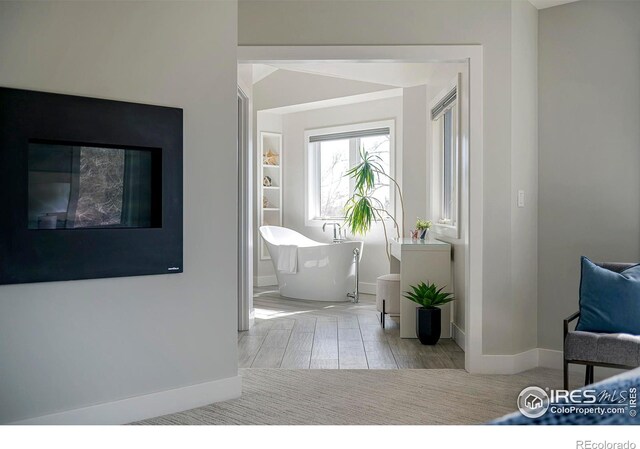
[28,140,162,230]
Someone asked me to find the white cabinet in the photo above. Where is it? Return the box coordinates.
[390,238,452,339]
[259,132,282,260]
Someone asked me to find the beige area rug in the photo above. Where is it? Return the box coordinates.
[135,368,566,425]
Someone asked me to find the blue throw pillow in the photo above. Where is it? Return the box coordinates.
[576,256,640,335]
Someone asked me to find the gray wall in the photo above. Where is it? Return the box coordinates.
[402,85,429,243]
[538,0,640,350]
[0,1,239,423]
[509,0,539,353]
[240,0,538,356]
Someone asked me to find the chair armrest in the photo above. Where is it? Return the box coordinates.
[563,311,580,340]
[565,311,580,323]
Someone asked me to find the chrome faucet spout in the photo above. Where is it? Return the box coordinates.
[322,222,343,242]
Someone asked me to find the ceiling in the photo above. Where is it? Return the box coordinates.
[255,62,466,89]
[252,64,278,84]
[528,0,581,9]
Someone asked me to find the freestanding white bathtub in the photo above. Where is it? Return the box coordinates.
[259,226,363,302]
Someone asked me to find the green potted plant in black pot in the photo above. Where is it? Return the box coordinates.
[404,281,455,345]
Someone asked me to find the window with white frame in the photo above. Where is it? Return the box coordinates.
[306,121,393,223]
[431,80,459,237]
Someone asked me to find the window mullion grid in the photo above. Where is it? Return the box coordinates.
[444,111,448,221]
[349,138,358,200]
[307,125,393,223]
[315,142,322,219]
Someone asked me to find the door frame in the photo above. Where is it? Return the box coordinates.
[237,45,483,373]
[237,85,253,331]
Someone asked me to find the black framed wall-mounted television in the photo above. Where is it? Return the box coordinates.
[0,87,183,284]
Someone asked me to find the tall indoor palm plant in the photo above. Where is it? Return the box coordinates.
[343,147,405,260]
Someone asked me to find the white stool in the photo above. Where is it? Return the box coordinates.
[376,273,401,328]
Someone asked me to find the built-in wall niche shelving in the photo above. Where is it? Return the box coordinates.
[259,131,282,260]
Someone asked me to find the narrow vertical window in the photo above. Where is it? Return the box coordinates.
[430,78,459,236]
[442,108,453,222]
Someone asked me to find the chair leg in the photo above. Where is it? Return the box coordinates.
[563,360,569,390]
[589,365,594,384]
[584,364,592,386]
[381,299,386,329]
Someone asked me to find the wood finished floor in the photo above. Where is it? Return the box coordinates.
[238,287,464,369]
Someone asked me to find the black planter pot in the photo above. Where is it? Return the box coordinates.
[416,306,441,345]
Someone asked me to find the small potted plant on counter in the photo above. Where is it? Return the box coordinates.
[404,281,454,345]
[415,218,432,240]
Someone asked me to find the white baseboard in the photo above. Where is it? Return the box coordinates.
[472,348,628,380]
[468,347,633,377]
[451,322,466,351]
[358,282,376,295]
[255,275,277,287]
[472,349,539,375]
[10,375,242,425]
[538,348,625,381]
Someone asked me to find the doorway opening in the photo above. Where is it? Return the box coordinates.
[237,46,483,373]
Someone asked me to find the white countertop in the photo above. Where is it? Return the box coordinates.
[391,237,451,250]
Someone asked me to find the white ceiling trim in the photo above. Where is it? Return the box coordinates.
[259,88,403,115]
[266,62,466,88]
[528,0,581,10]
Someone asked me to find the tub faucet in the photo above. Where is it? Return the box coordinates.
[323,222,343,242]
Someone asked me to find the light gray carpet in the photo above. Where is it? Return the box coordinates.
[135,367,569,425]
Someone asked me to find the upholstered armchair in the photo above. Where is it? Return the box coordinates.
[563,262,640,390]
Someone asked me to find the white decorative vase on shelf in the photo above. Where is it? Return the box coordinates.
[419,229,429,240]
